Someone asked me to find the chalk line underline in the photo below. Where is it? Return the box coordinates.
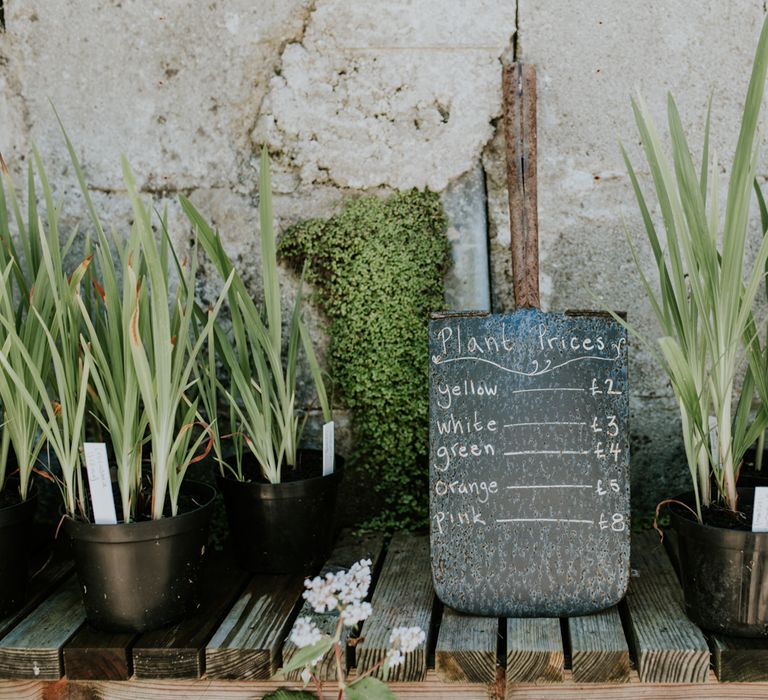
[505,484,593,489]
[431,349,622,376]
[504,450,590,456]
[496,518,595,525]
[504,421,587,428]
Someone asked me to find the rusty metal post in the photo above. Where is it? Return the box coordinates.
[503,63,540,309]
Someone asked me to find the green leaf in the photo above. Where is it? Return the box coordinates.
[346,676,397,700]
[262,690,316,700]
[280,638,334,675]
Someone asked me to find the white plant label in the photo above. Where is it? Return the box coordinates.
[83,442,118,524]
[323,421,335,476]
[753,487,768,533]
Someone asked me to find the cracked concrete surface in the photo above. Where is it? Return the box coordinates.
[2,0,768,512]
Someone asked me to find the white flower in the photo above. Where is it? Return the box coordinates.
[337,559,372,604]
[300,668,313,685]
[303,573,338,613]
[302,559,373,613]
[389,626,426,654]
[290,617,322,648]
[340,600,372,626]
[387,649,405,668]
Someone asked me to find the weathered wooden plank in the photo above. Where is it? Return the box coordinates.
[356,533,434,682]
[0,576,85,680]
[624,532,709,684]
[569,607,630,683]
[0,672,492,699]
[62,625,135,680]
[711,634,768,682]
[132,553,250,679]
[0,680,42,700]
[0,558,73,642]
[434,607,497,683]
[506,617,564,687]
[11,670,768,700]
[281,531,386,682]
[204,574,304,680]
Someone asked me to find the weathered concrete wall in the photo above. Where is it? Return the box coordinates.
[1,0,767,515]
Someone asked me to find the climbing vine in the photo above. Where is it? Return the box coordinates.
[280,190,450,532]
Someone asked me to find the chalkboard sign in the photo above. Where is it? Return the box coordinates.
[429,308,629,617]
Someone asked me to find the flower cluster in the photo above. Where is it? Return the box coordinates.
[302,558,373,625]
[286,557,426,691]
[290,617,323,649]
[386,626,426,668]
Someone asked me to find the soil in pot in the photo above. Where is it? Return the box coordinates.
[739,444,768,488]
[0,483,37,616]
[64,480,215,633]
[217,449,342,574]
[670,488,768,637]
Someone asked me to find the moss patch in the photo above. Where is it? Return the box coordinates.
[280,189,450,532]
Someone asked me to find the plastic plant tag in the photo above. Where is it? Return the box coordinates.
[323,421,335,476]
[83,442,118,524]
[753,487,768,533]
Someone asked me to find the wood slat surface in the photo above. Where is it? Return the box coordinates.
[8,673,768,700]
[506,617,564,687]
[434,607,498,683]
[0,576,85,680]
[204,574,304,680]
[711,634,768,682]
[356,533,434,682]
[0,558,72,642]
[281,531,386,682]
[62,625,135,681]
[624,532,709,684]
[568,606,630,683]
[132,553,250,679]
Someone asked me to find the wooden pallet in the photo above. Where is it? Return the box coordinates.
[0,531,767,699]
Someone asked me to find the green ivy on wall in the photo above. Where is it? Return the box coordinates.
[280,189,450,532]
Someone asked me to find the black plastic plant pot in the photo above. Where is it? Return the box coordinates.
[0,490,37,616]
[670,488,768,637]
[217,449,342,574]
[63,481,215,633]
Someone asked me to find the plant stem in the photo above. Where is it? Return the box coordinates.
[333,617,345,691]
[312,672,324,700]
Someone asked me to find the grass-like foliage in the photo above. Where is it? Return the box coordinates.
[0,152,86,505]
[180,147,331,484]
[0,132,231,520]
[621,16,768,520]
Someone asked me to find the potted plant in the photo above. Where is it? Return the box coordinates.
[180,147,339,574]
[621,16,768,636]
[0,138,232,631]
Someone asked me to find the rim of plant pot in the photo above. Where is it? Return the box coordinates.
[215,448,344,496]
[65,479,216,539]
[669,488,768,547]
[669,487,768,637]
[0,484,37,525]
[0,482,38,617]
[215,449,343,574]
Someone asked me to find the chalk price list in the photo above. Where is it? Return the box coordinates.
[430,320,629,539]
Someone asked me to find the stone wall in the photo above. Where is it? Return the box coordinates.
[1,0,767,515]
